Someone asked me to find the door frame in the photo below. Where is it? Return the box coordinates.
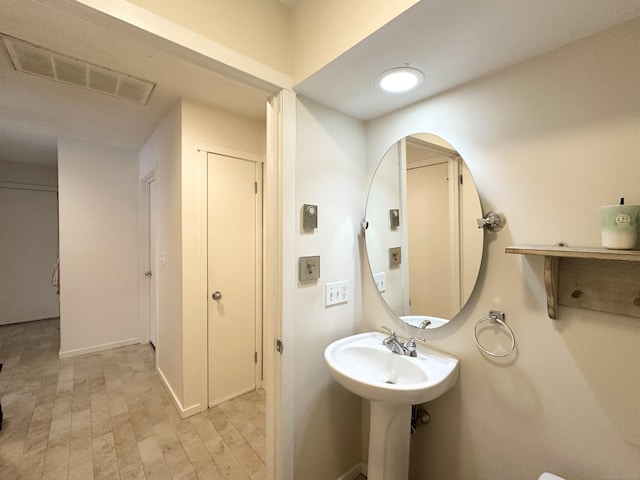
[265,89,296,480]
[139,170,157,346]
[193,89,294,480]
[201,147,265,400]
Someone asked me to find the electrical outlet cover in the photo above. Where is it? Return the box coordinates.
[299,256,320,282]
[389,247,401,266]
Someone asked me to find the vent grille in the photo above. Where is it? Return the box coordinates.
[1,34,155,105]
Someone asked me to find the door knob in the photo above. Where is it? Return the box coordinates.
[212,291,222,300]
[144,270,152,277]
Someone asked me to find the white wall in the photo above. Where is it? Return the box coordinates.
[365,142,405,314]
[57,139,140,357]
[0,161,59,324]
[293,97,366,480]
[364,18,640,480]
[139,102,184,410]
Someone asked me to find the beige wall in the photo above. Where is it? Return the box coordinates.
[0,160,58,187]
[290,0,419,83]
[293,97,366,480]
[111,0,419,85]
[364,18,640,479]
[57,139,140,356]
[126,0,291,75]
[180,99,265,412]
[140,99,265,415]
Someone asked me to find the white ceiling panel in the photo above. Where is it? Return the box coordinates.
[295,0,640,120]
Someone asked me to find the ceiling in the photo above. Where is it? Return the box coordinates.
[0,0,276,166]
[1,0,639,167]
[295,0,640,120]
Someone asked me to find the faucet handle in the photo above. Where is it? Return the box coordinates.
[380,326,400,347]
[380,325,396,337]
[405,336,425,357]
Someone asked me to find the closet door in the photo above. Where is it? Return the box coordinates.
[207,153,259,406]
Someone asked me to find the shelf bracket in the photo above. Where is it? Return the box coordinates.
[507,245,640,320]
[544,257,559,319]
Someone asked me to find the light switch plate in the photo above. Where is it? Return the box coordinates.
[373,272,386,292]
[299,255,320,282]
[326,281,348,306]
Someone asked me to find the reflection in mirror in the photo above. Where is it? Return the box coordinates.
[365,133,484,329]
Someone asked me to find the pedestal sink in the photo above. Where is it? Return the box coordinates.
[324,331,459,480]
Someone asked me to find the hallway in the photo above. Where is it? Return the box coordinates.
[0,318,265,479]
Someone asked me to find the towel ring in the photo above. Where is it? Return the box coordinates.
[473,311,516,358]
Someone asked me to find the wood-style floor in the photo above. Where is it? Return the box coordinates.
[0,318,266,479]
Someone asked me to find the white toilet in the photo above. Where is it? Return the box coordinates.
[539,473,565,480]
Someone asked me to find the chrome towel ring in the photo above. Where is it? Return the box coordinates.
[473,310,516,358]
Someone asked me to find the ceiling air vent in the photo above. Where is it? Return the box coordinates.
[1,34,155,105]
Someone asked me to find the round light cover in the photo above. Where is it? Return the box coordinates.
[376,67,424,93]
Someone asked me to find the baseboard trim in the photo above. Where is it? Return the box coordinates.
[208,385,255,408]
[156,366,205,419]
[337,462,364,480]
[58,337,140,358]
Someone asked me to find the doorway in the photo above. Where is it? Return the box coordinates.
[147,177,158,348]
[140,172,158,350]
[0,183,60,325]
[207,151,263,407]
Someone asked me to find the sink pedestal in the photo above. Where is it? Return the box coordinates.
[367,401,411,480]
[324,332,460,480]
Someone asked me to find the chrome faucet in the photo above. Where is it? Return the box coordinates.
[381,326,407,354]
[418,319,431,329]
[381,326,425,356]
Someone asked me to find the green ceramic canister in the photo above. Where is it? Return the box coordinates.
[601,204,640,249]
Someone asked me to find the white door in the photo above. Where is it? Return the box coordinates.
[407,162,455,317]
[148,179,158,348]
[208,152,260,406]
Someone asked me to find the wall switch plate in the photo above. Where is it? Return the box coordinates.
[389,247,401,266]
[326,280,348,306]
[299,255,320,282]
[373,272,386,292]
[303,204,318,229]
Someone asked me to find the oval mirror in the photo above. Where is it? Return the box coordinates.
[364,133,484,329]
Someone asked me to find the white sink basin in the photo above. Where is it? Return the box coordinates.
[324,331,459,405]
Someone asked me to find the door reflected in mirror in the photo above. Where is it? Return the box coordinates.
[365,133,484,329]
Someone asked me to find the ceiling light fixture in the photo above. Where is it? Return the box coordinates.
[376,66,424,93]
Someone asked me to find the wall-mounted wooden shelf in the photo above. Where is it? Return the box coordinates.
[505,245,640,319]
